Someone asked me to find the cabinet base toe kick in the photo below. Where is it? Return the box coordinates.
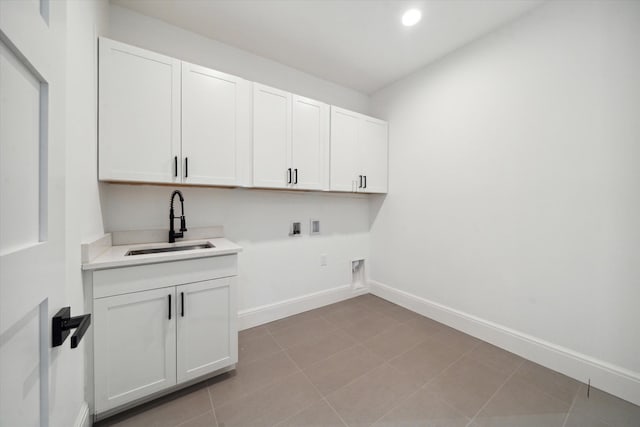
[94,364,236,422]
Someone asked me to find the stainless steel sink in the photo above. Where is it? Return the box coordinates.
[125,242,215,256]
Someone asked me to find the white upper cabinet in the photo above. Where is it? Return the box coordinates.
[292,95,329,190]
[98,38,386,194]
[330,106,388,193]
[330,107,361,192]
[182,62,251,186]
[99,38,181,183]
[252,83,292,188]
[253,85,329,190]
[360,116,389,193]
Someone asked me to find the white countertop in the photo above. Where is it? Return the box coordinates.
[82,237,242,271]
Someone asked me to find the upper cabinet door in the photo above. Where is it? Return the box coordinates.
[182,62,250,186]
[99,38,181,183]
[360,117,388,193]
[291,95,329,190]
[176,278,237,383]
[253,83,292,188]
[330,107,361,192]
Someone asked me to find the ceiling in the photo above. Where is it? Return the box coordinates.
[111,0,543,94]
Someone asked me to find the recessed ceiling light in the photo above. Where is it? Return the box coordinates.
[402,9,422,27]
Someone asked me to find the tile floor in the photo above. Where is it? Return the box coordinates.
[96,294,640,427]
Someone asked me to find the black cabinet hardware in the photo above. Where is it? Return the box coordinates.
[174,156,178,177]
[184,157,189,178]
[168,294,172,320]
[52,307,91,349]
[364,175,367,189]
[358,175,363,188]
[287,168,292,184]
[294,168,298,184]
[181,292,185,317]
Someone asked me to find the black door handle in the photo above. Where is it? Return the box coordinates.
[358,175,363,188]
[174,156,178,177]
[181,292,185,317]
[287,168,292,184]
[184,157,188,178]
[364,175,367,189]
[294,168,298,184]
[168,294,172,320]
[52,307,91,349]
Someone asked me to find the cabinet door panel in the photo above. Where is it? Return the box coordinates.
[94,287,176,413]
[177,278,237,383]
[99,38,180,183]
[330,107,360,192]
[360,117,388,193]
[292,96,328,190]
[253,84,291,188]
[182,63,250,186]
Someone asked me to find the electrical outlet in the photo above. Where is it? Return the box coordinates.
[320,254,327,266]
[310,219,320,235]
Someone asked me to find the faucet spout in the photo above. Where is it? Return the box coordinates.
[169,190,187,243]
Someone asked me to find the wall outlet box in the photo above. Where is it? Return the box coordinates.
[290,221,301,236]
[310,219,320,235]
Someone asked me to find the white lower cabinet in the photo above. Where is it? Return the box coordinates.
[176,278,237,383]
[91,259,238,415]
[94,287,177,412]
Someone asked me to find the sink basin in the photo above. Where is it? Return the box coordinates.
[125,242,215,256]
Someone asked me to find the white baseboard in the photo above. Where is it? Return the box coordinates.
[238,284,368,330]
[369,280,640,407]
[74,401,90,427]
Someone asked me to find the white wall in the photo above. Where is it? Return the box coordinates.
[102,5,372,318]
[63,1,109,425]
[108,4,370,114]
[370,0,640,403]
[102,185,370,314]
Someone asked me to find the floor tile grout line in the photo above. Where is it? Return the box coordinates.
[206,383,220,427]
[466,357,525,426]
[560,385,582,427]
[512,360,583,408]
[275,343,350,427]
[367,341,480,427]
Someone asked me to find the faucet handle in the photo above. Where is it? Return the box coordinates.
[180,216,187,233]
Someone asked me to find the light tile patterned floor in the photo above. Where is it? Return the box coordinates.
[96,294,640,427]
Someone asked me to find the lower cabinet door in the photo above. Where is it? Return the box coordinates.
[94,287,177,413]
[176,278,238,383]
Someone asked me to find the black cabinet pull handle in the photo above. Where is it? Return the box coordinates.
[184,157,188,178]
[364,175,367,189]
[181,292,185,317]
[287,168,292,184]
[174,156,178,177]
[168,294,172,320]
[358,175,363,188]
[294,168,298,184]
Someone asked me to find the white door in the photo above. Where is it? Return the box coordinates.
[330,107,361,192]
[253,83,292,188]
[98,38,181,183]
[0,2,68,426]
[291,95,329,190]
[93,288,177,413]
[176,278,237,383]
[360,117,388,193]
[182,62,250,186]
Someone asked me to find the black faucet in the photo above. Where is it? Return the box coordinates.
[169,190,187,243]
